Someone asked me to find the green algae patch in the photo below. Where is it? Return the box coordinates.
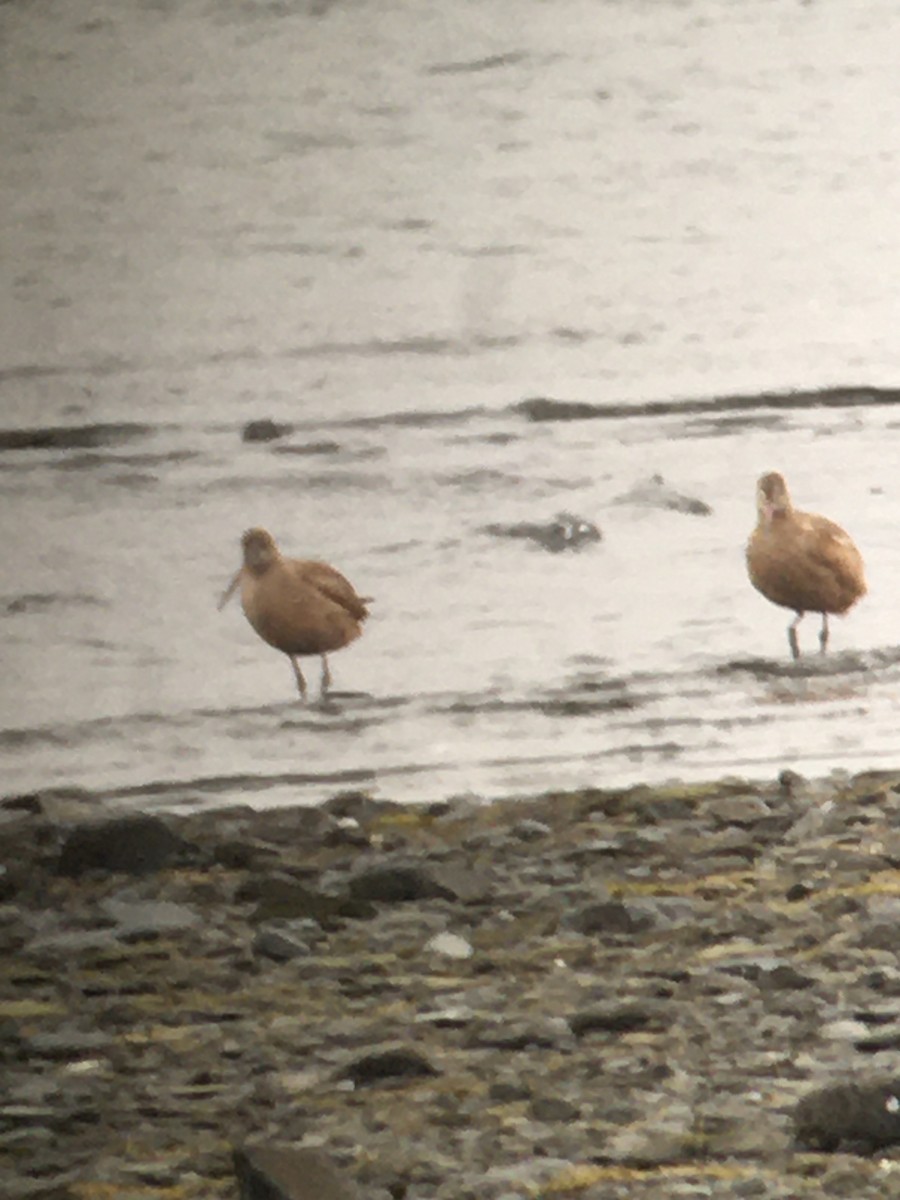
[612,871,755,899]
[0,998,68,1020]
[535,1161,785,1194]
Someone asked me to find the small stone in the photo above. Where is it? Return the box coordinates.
[425,932,473,960]
[758,963,814,992]
[512,819,552,841]
[253,926,315,962]
[568,1004,662,1038]
[234,1144,362,1200]
[530,1096,580,1122]
[706,794,772,827]
[341,1047,439,1087]
[568,900,655,936]
[785,881,814,902]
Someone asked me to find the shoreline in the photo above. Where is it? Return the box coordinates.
[4,768,900,1198]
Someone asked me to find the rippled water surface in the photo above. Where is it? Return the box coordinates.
[3,0,900,810]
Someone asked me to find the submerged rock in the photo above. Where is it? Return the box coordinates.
[612,473,712,516]
[482,511,602,552]
[241,418,293,443]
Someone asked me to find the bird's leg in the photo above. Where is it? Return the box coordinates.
[290,656,308,702]
[320,654,332,699]
[788,612,804,660]
[819,613,829,654]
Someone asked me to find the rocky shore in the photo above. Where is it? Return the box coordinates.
[5,769,900,1199]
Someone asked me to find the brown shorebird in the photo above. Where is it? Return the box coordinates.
[746,471,866,660]
[219,528,370,700]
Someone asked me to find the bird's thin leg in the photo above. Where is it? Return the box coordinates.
[788,612,804,660]
[819,613,829,654]
[290,656,308,702]
[320,654,332,698]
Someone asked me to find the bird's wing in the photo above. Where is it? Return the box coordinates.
[297,560,371,621]
[797,514,867,595]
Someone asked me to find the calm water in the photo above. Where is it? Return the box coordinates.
[3,0,900,811]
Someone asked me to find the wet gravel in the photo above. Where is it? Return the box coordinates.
[4,769,900,1198]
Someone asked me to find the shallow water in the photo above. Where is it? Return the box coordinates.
[3,0,900,810]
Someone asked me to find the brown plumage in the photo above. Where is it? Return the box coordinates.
[746,471,866,660]
[219,527,370,700]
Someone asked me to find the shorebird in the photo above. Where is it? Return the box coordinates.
[746,471,866,659]
[219,527,370,700]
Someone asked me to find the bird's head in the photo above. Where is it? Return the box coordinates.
[242,527,280,575]
[756,472,792,524]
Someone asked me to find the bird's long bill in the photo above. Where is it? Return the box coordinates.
[217,568,242,611]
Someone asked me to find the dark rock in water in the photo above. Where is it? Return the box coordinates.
[794,1078,900,1152]
[341,1046,439,1086]
[0,422,151,452]
[272,439,342,456]
[241,418,293,443]
[483,512,602,553]
[57,815,193,877]
[1,793,44,814]
[612,473,712,516]
[234,1144,363,1200]
[514,397,604,422]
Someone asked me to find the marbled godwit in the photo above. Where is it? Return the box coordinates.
[746,472,866,659]
[219,528,369,700]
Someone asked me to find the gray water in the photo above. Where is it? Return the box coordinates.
[3,0,900,812]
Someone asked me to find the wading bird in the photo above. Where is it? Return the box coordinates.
[219,527,370,700]
[746,471,866,659]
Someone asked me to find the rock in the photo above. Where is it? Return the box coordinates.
[99,897,202,940]
[341,1047,439,1087]
[347,861,488,905]
[234,1144,362,1200]
[25,1027,114,1060]
[757,963,814,992]
[425,932,473,960]
[56,815,193,877]
[530,1096,581,1123]
[611,473,712,516]
[1,793,44,814]
[242,875,373,926]
[511,819,553,841]
[240,419,293,443]
[482,512,602,553]
[467,1020,564,1051]
[794,1078,900,1152]
[705,794,773,827]
[567,900,656,936]
[0,422,150,452]
[568,1004,663,1038]
[253,923,318,962]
